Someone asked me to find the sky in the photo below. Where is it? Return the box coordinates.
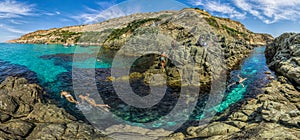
[0,0,300,42]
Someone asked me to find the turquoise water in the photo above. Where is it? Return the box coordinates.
[214,47,275,112]
[0,43,274,129]
[0,43,110,82]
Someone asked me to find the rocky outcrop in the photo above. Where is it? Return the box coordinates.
[266,33,300,86]
[161,33,300,139]
[163,77,300,139]
[93,8,272,89]
[0,77,108,139]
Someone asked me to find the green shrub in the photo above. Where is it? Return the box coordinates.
[105,18,161,41]
[204,17,219,28]
[221,24,245,37]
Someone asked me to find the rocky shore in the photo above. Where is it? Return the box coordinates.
[161,33,300,139]
[163,77,300,139]
[0,77,108,139]
[2,74,298,139]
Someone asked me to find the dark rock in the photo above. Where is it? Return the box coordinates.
[0,94,18,114]
[26,103,77,123]
[0,113,11,122]
[0,120,35,137]
[27,123,66,139]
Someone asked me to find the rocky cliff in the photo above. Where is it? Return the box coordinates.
[9,8,272,47]
[266,33,300,87]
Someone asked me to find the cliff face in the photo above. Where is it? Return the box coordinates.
[266,33,300,86]
[9,8,272,47]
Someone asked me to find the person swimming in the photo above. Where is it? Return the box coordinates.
[60,91,110,111]
[60,91,79,104]
[228,74,248,88]
[78,94,110,112]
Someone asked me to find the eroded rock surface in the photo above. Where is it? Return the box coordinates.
[266,33,300,86]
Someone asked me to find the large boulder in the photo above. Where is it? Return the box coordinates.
[0,120,35,137]
[186,122,240,138]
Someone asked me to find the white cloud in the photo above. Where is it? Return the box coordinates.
[189,0,204,6]
[189,0,246,19]
[44,12,55,16]
[43,11,61,16]
[190,0,300,24]
[9,19,26,24]
[235,0,300,24]
[0,0,34,19]
[0,24,28,34]
[206,1,246,19]
[73,1,142,24]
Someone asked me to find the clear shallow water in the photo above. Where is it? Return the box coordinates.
[0,43,111,82]
[0,44,275,130]
[213,47,276,113]
[0,43,114,92]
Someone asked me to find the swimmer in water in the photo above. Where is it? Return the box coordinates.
[228,74,248,88]
[60,91,79,104]
[78,94,110,112]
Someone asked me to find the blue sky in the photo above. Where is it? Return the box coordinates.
[0,0,300,42]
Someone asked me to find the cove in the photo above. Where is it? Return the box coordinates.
[0,43,275,130]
